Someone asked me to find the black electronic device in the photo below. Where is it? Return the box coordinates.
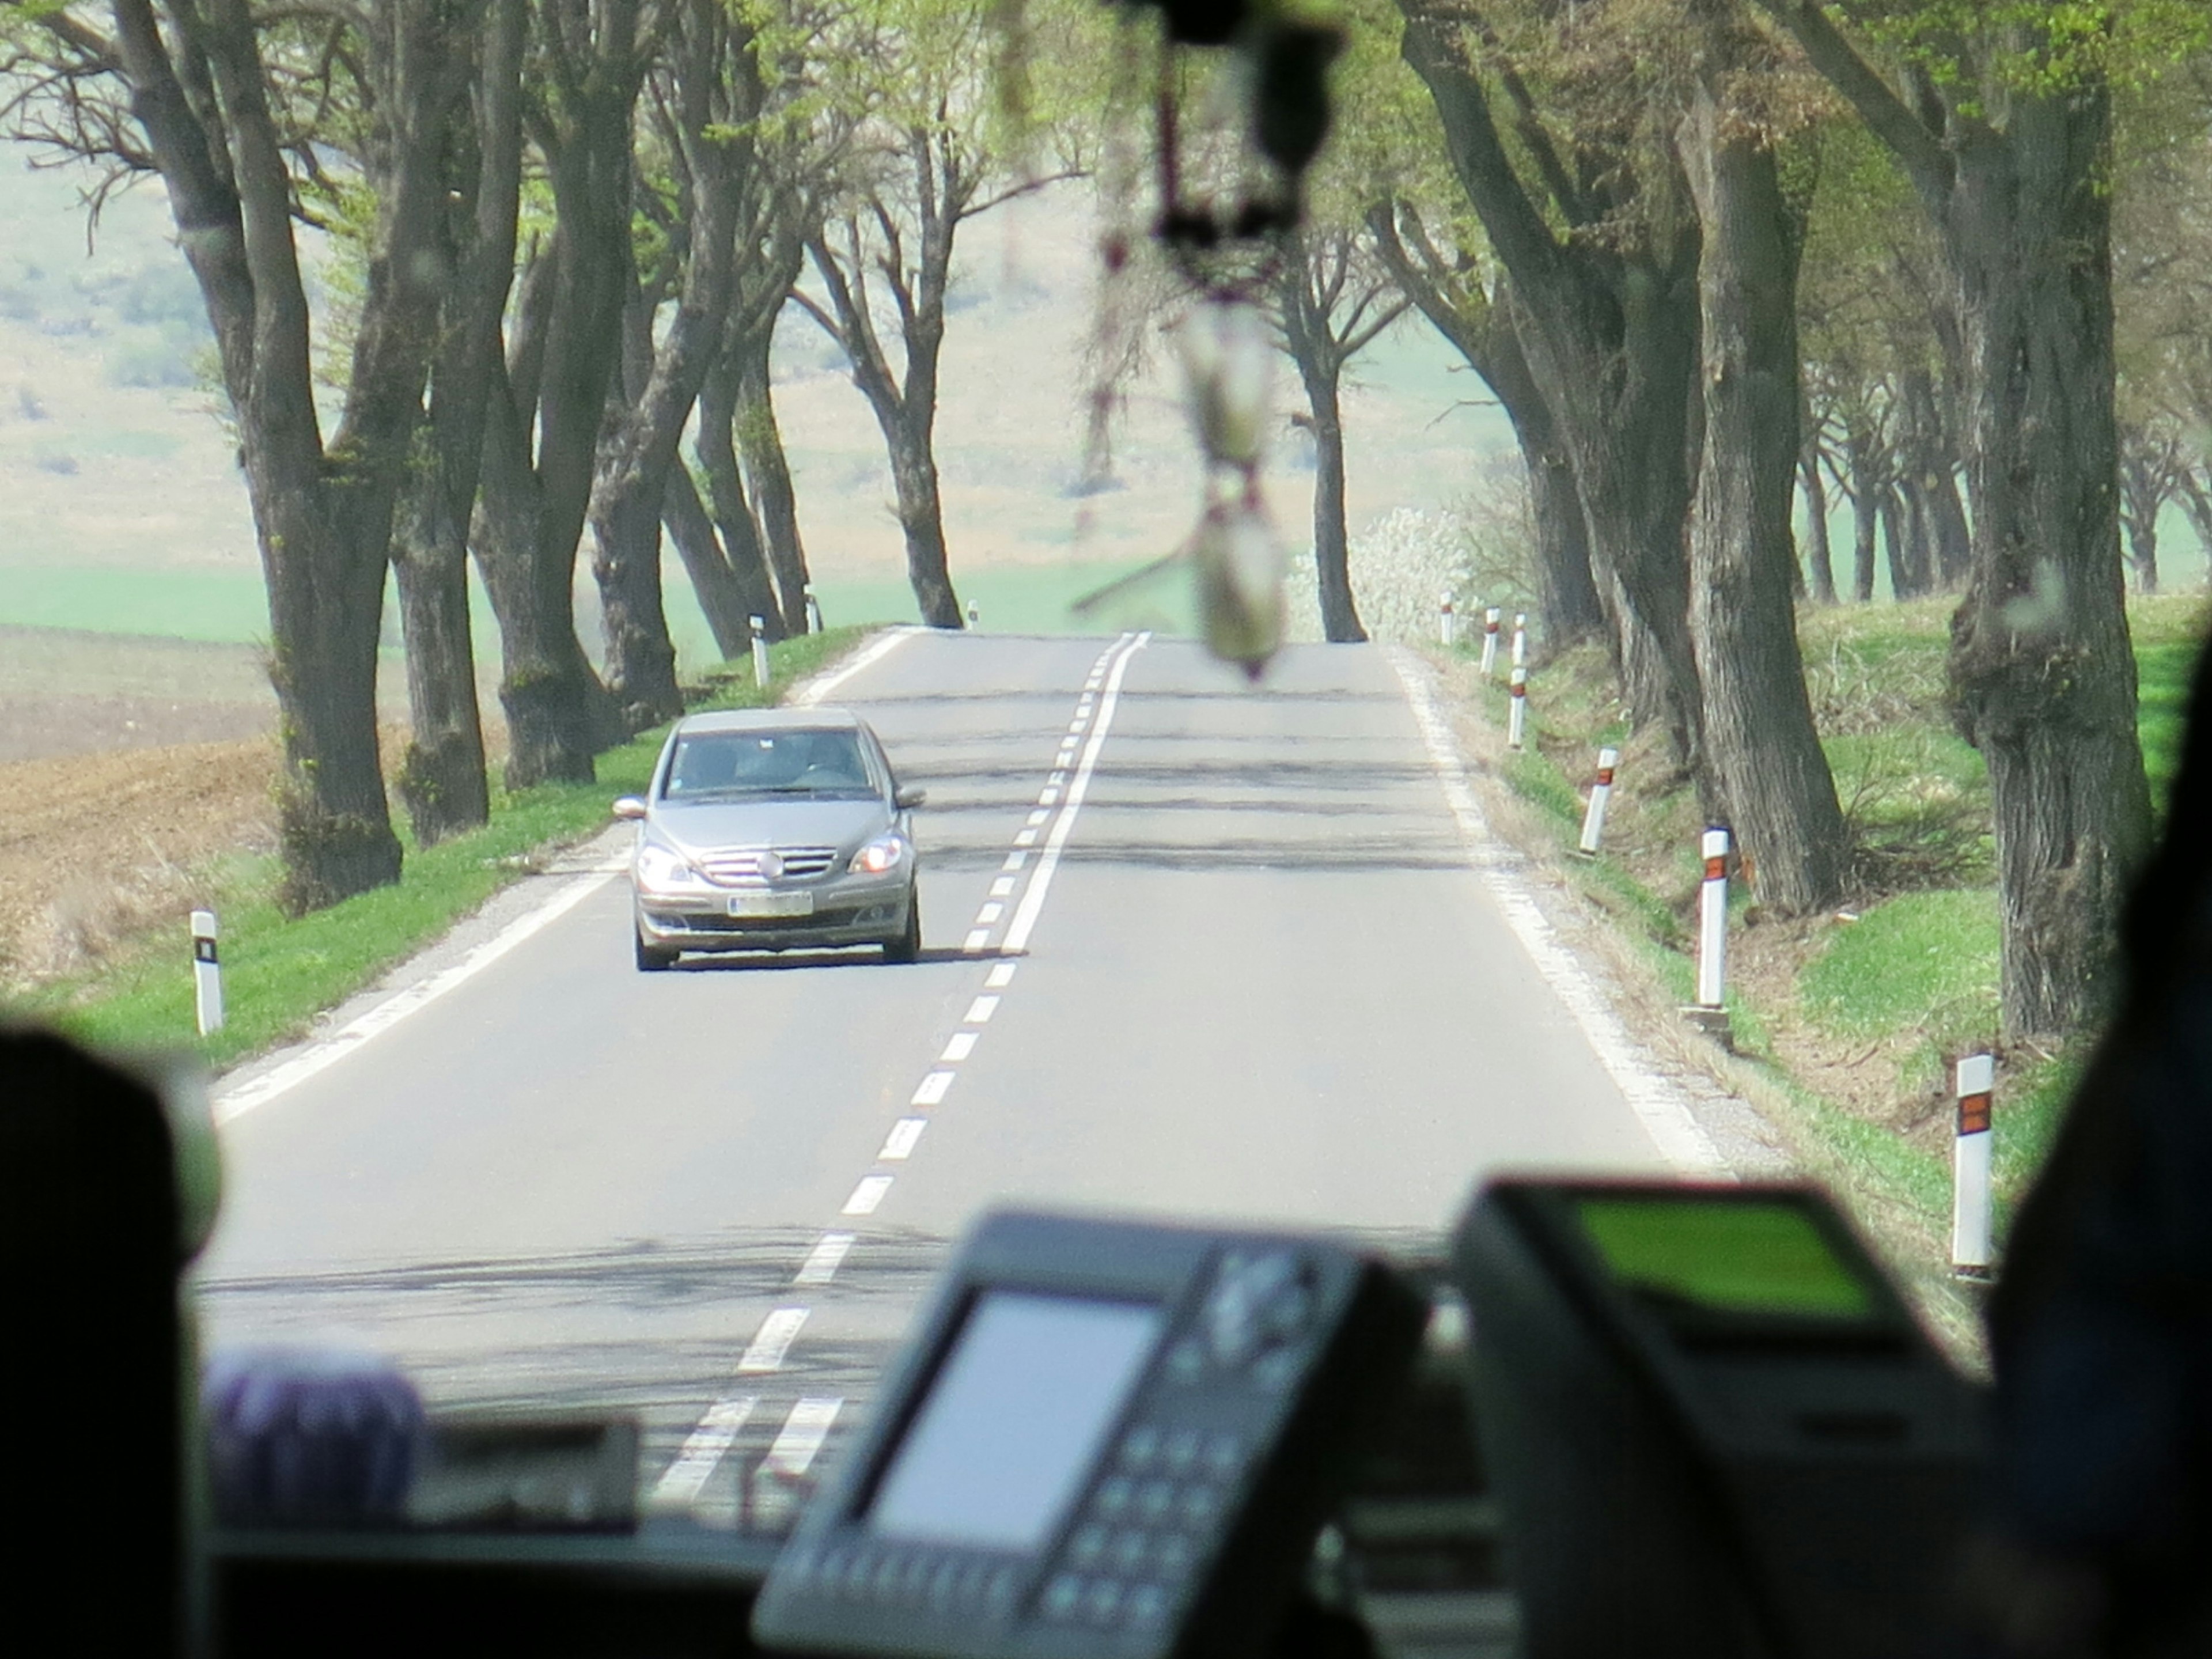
[1452,1180,1986,1659]
[751,1209,1427,1659]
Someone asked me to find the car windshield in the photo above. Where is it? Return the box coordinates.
[663,729,875,801]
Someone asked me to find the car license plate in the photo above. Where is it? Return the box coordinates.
[727,892,813,919]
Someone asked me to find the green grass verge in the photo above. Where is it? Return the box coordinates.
[7,627,866,1069]
[1455,592,2209,1262]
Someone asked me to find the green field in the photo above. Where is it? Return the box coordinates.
[0,555,1196,665]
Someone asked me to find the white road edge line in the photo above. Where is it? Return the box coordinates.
[737,1306,810,1373]
[843,1175,893,1215]
[794,1233,855,1286]
[213,869,619,1126]
[763,1398,843,1478]
[1003,632,1150,955]
[1386,647,1726,1176]
[651,1394,758,1504]
[791,626,917,707]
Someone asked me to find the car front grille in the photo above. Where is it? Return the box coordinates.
[695,846,840,887]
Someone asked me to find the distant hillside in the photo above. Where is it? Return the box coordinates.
[0,156,1514,660]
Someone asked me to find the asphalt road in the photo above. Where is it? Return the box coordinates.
[198,628,1692,1526]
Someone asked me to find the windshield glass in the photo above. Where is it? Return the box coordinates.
[663,730,876,801]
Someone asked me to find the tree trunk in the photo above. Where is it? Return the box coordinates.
[1400,13,1703,766]
[1842,420,1880,602]
[664,465,765,661]
[888,422,963,628]
[1759,1,2154,1035]
[1494,286,1604,652]
[2119,442,2163,596]
[1306,384,1365,642]
[1946,107,2152,1033]
[392,490,490,846]
[734,318,813,635]
[2177,469,2212,582]
[391,0,521,845]
[1679,77,1846,916]
[1800,442,1837,604]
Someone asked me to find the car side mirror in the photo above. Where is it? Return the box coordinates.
[894,785,927,811]
[612,796,647,821]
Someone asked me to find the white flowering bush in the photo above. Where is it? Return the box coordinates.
[1285,464,1537,644]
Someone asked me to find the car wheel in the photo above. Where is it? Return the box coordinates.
[882,891,922,964]
[635,929,678,972]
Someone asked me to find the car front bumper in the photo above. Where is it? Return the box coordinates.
[635,874,913,954]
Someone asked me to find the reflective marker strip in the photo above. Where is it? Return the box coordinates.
[738,1308,809,1373]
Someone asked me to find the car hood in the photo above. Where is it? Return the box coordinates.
[649,796,892,854]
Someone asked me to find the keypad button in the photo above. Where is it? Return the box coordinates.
[1109,1529,1150,1574]
[1167,1339,1206,1382]
[1043,1573,1084,1620]
[1163,1426,1202,1474]
[1137,1480,1176,1523]
[1179,1483,1222,1528]
[1251,1348,1299,1392]
[1153,1533,1195,1580]
[1202,1432,1242,1478]
[1070,1524,1109,1569]
[983,1567,1017,1616]
[1083,1579,1124,1624]
[844,1550,877,1594]
[874,1554,905,1597]
[1119,1423,1161,1469]
[1094,1475,1135,1518]
[1127,1584,1170,1630]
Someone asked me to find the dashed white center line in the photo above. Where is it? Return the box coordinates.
[941,1031,979,1061]
[963,927,991,952]
[989,876,1016,898]
[794,1232,854,1286]
[976,902,1004,925]
[651,1395,758,1504]
[880,1117,927,1160]
[843,1175,893,1215]
[1015,828,1038,846]
[738,1307,810,1373]
[1049,771,1067,787]
[1026,808,1051,826]
[1037,787,1060,807]
[964,994,1001,1022]
[763,1399,843,1480]
[1068,719,1086,734]
[1002,850,1029,872]
[911,1070,955,1106]
[987,961,1017,989]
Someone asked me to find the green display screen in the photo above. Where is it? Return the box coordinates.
[1574,1197,1875,1320]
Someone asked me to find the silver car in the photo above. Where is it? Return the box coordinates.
[613,707,925,972]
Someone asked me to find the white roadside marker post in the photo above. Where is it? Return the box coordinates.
[1510,613,1528,669]
[1480,608,1501,677]
[1507,666,1528,750]
[750,616,770,690]
[1952,1054,1997,1281]
[1440,593,1457,647]
[1682,828,1733,1044]
[1577,747,1619,857]
[191,908,224,1037]
[804,586,823,634]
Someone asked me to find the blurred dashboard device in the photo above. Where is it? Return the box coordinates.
[751,1209,1427,1659]
[1453,1179,1986,1659]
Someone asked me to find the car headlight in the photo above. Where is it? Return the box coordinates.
[850,832,911,875]
[636,843,702,891]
